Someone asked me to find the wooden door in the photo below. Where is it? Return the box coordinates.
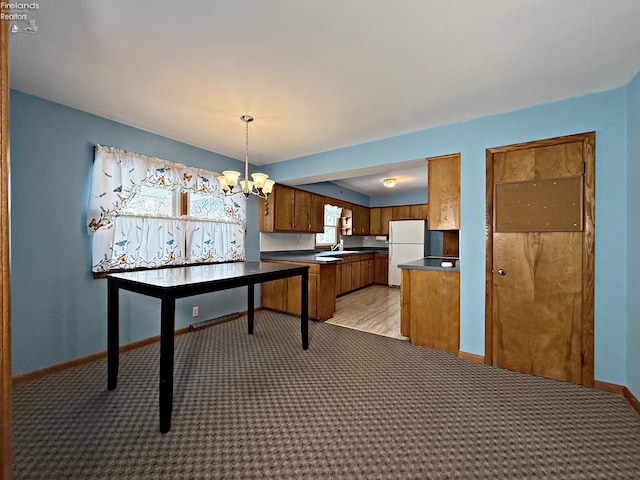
[486,133,595,386]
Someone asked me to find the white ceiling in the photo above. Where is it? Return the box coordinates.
[8,0,640,196]
[331,161,428,198]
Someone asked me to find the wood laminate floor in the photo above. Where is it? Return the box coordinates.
[326,284,407,339]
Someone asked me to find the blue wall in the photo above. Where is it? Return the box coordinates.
[295,181,370,206]
[10,91,261,375]
[627,71,640,400]
[10,83,638,393]
[265,88,631,386]
[370,190,427,207]
[296,180,427,207]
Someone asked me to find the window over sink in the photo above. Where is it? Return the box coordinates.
[315,204,342,247]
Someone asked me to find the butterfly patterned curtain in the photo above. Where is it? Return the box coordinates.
[87,145,246,273]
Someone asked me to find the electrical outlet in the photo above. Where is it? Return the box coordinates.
[192,306,199,317]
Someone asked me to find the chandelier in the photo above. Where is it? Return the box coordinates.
[217,115,275,198]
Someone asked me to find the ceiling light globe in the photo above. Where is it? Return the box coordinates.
[223,170,241,187]
[251,172,268,189]
[217,175,229,192]
[239,179,254,193]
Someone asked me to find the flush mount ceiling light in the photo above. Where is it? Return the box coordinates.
[383,178,397,188]
[217,115,275,198]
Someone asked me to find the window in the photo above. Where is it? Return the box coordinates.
[315,204,342,246]
[87,145,247,274]
[120,184,179,217]
[188,190,227,219]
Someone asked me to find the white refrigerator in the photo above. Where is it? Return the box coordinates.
[388,220,427,287]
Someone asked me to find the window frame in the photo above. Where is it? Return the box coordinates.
[315,204,341,248]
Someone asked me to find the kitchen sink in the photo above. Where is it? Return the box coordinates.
[315,250,361,257]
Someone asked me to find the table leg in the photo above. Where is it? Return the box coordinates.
[301,269,309,350]
[159,296,176,434]
[247,282,254,334]
[107,280,119,390]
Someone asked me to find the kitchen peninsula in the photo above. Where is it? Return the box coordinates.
[260,248,388,321]
[399,258,460,354]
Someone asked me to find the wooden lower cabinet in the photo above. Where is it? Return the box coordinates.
[336,253,376,294]
[340,262,352,294]
[261,260,336,321]
[351,260,361,290]
[263,252,387,318]
[400,268,460,354]
[363,257,375,287]
[374,253,388,285]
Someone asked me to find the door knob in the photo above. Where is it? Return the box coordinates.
[498,269,506,276]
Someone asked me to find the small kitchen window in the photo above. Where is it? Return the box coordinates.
[315,204,342,247]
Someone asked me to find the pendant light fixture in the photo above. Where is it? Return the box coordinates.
[217,115,275,198]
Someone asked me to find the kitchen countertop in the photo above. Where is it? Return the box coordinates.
[261,248,388,265]
[398,257,460,272]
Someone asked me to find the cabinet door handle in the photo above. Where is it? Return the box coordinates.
[497,269,506,276]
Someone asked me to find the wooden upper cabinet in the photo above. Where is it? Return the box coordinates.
[370,206,393,235]
[391,204,428,221]
[392,205,412,220]
[275,184,296,231]
[369,207,381,235]
[410,203,429,220]
[294,189,312,231]
[380,207,392,234]
[428,153,460,230]
[352,204,370,235]
[362,207,370,235]
[260,185,429,235]
[342,204,369,236]
[373,204,428,233]
[311,193,325,232]
[259,184,325,233]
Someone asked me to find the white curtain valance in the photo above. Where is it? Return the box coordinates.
[87,145,246,273]
[325,205,343,226]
